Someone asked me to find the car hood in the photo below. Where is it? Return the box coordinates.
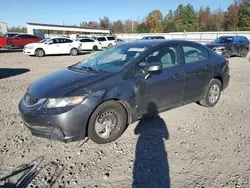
[27,68,108,98]
[205,43,228,49]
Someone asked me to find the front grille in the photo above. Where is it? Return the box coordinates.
[25,93,38,105]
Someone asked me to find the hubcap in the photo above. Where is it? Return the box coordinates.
[38,50,43,56]
[72,49,77,55]
[95,111,118,139]
[208,84,220,104]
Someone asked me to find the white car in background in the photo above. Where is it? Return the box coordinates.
[23,37,82,57]
[92,36,116,48]
[78,38,102,51]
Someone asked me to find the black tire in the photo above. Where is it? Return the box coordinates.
[93,45,98,51]
[87,100,127,144]
[70,48,78,56]
[199,79,222,107]
[35,48,45,57]
[224,49,231,58]
[108,43,113,48]
[7,42,13,49]
[240,48,249,58]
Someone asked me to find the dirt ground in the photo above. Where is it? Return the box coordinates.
[0,49,250,188]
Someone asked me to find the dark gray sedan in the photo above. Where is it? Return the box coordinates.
[19,40,230,144]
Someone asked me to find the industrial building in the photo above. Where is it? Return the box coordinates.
[26,22,111,38]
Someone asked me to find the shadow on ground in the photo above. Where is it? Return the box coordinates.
[0,156,63,188]
[0,68,30,79]
[133,102,170,188]
[0,49,23,53]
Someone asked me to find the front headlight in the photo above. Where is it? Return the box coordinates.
[26,46,34,49]
[44,97,85,108]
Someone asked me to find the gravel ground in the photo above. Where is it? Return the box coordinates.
[0,50,250,188]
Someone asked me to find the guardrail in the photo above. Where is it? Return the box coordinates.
[115,31,250,44]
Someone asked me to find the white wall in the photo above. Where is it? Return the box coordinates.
[0,22,7,34]
[116,31,250,44]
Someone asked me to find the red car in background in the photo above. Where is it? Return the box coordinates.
[0,34,41,49]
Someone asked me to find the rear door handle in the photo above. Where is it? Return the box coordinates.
[173,72,184,79]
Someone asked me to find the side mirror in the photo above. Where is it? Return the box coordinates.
[46,41,53,45]
[147,62,163,72]
[144,62,163,80]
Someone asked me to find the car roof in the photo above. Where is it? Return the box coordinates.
[118,39,201,48]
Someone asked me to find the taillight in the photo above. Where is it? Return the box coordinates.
[225,59,229,65]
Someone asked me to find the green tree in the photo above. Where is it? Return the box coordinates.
[224,0,240,30]
[238,0,250,30]
[137,23,149,33]
[112,20,124,33]
[8,26,27,33]
[99,16,111,28]
[146,9,164,33]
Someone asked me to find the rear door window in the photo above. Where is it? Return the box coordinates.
[107,37,115,41]
[97,37,107,42]
[183,45,208,64]
[80,39,94,42]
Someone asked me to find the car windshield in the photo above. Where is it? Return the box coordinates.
[71,45,147,73]
[213,37,233,44]
[38,39,49,43]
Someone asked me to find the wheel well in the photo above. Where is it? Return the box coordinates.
[213,76,223,86]
[35,48,45,54]
[85,99,130,137]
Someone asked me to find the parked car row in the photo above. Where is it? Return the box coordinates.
[0,33,41,49]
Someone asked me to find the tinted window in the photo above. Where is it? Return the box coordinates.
[17,35,27,39]
[136,45,179,73]
[97,37,107,42]
[213,37,233,44]
[183,45,208,64]
[80,39,94,42]
[29,35,38,39]
[107,37,115,41]
[4,33,18,37]
[58,38,73,43]
[155,36,165,39]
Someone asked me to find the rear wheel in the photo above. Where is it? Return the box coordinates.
[93,45,98,51]
[199,79,222,107]
[108,43,113,48]
[35,49,45,57]
[70,48,78,56]
[7,42,13,49]
[87,101,127,144]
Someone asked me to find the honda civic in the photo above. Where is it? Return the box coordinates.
[19,40,230,144]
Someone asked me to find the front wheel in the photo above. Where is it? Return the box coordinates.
[108,43,113,48]
[240,48,249,58]
[87,101,127,144]
[35,49,45,57]
[199,79,222,107]
[70,48,78,56]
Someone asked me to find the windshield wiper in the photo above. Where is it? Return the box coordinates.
[81,66,96,71]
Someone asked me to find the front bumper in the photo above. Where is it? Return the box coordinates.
[18,97,96,142]
[23,48,35,55]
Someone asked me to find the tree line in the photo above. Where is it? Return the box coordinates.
[6,0,250,34]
